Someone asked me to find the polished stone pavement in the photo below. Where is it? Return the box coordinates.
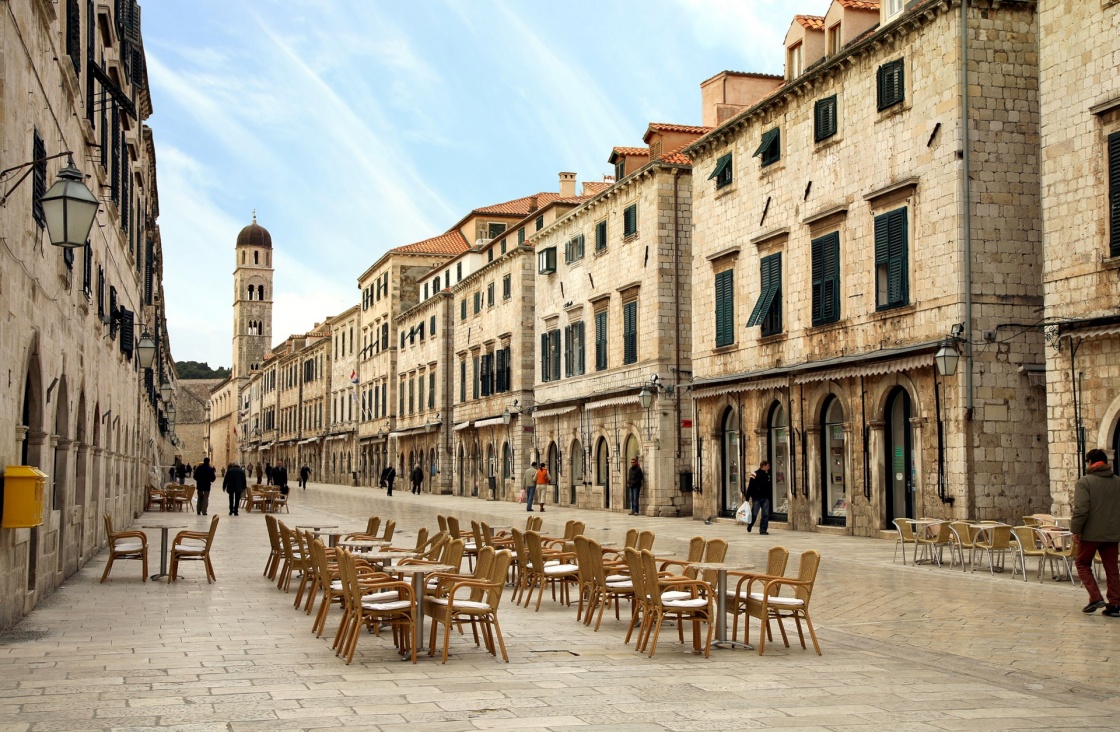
[1,482,1118,731]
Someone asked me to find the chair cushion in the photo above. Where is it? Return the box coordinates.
[361,600,412,611]
[606,574,629,583]
[330,580,343,591]
[660,590,691,601]
[362,591,399,603]
[113,541,144,553]
[428,598,490,611]
[663,598,710,609]
[606,581,633,590]
[173,543,206,554]
[748,593,804,608]
[544,564,578,575]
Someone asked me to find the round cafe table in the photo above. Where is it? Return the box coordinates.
[141,522,187,580]
[689,561,756,650]
[395,563,453,655]
[336,539,390,552]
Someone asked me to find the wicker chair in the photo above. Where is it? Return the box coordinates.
[100,514,148,582]
[524,530,578,611]
[168,515,219,583]
[1010,525,1048,581]
[740,549,821,656]
[971,524,1013,574]
[892,518,918,564]
[337,548,416,664]
[426,546,513,664]
[728,546,789,643]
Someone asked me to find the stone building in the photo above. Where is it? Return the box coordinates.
[293,330,331,476]
[175,379,221,464]
[685,0,1047,536]
[1038,0,1120,506]
[531,143,700,516]
[357,237,467,485]
[324,306,359,484]
[0,0,175,627]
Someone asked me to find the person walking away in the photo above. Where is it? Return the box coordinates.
[192,458,216,516]
[265,463,274,486]
[299,464,312,490]
[1071,449,1120,616]
[535,462,551,512]
[255,462,263,485]
[745,460,773,535]
[627,456,645,516]
[380,464,397,496]
[223,462,247,516]
[411,463,424,494]
[523,462,539,511]
[275,463,290,495]
[168,465,176,484]
[176,460,187,485]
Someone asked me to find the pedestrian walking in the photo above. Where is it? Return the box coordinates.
[222,462,247,516]
[1072,449,1120,616]
[275,463,290,495]
[192,458,216,516]
[535,462,551,512]
[299,464,311,490]
[523,462,538,511]
[745,460,773,535]
[175,460,187,485]
[627,456,645,516]
[411,463,423,494]
[265,462,274,486]
[254,462,263,485]
[380,464,397,496]
[168,465,176,483]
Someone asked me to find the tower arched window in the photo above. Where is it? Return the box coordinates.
[258,285,265,300]
[254,251,259,264]
[247,285,254,300]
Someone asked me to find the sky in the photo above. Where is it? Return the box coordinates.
[144,0,833,369]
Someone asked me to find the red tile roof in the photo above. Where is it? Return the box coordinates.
[391,230,469,256]
[581,181,612,196]
[612,146,649,157]
[837,0,879,9]
[657,143,692,165]
[472,193,560,217]
[795,14,826,30]
[646,123,712,135]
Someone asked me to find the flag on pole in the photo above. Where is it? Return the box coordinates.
[350,370,358,384]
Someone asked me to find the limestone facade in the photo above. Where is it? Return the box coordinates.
[0,0,175,627]
[324,306,358,485]
[1037,0,1120,507]
[532,162,695,516]
[685,0,1047,536]
[175,379,221,464]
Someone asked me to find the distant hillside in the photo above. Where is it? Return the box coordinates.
[176,361,231,380]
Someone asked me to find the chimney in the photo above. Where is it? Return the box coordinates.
[700,71,785,128]
[559,172,577,198]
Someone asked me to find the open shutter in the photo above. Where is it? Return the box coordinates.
[118,308,134,355]
[823,232,840,323]
[715,269,734,346]
[564,325,572,377]
[1110,132,1120,257]
[541,333,549,382]
[746,258,774,327]
[480,355,490,397]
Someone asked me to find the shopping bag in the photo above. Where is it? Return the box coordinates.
[518,488,527,503]
[736,501,752,524]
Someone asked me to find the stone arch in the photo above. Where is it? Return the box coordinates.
[868,370,925,423]
[803,380,855,431]
[1093,392,1120,458]
[257,284,265,300]
[752,388,789,433]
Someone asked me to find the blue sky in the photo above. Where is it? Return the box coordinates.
[145,0,832,369]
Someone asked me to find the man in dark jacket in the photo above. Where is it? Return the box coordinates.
[299,464,311,490]
[627,457,645,516]
[222,462,247,516]
[275,463,289,494]
[380,465,396,496]
[192,458,217,516]
[745,460,772,535]
[1072,449,1120,616]
[411,464,424,494]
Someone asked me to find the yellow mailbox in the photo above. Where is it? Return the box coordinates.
[2,465,47,529]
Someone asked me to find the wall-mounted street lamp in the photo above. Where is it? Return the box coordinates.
[1,153,99,248]
[933,324,965,505]
[160,380,173,402]
[136,331,157,369]
[638,376,671,439]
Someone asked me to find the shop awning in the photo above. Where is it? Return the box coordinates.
[474,416,505,428]
[453,421,473,432]
[533,405,579,419]
[692,377,788,400]
[585,395,641,411]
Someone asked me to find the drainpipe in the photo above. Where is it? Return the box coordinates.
[672,169,683,464]
[960,0,976,515]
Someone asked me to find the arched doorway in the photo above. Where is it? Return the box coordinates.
[1113,423,1120,476]
[569,439,584,505]
[457,444,465,496]
[21,356,44,592]
[546,442,559,503]
[623,434,640,512]
[596,437,610,508]
[821,396,847,527]
[884,387,914,521]
[720,407,741,519]
[767,401,790,522]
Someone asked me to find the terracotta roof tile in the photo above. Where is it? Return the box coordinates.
[646,123,713,135]
[795,14,826,30]
[837,0,879,9]
[581,181,612,196]
[657,143,692,165]
[472,193,560,217]
[391,230,469,256]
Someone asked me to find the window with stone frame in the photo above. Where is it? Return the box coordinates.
[595,219,607,252]
[815,95,838,142]
[460,359,466,403]
[595,309,608,371]
[472,353,480,399]
[714,268,735,347]
[746,253,782,336]
[877,59,905,111]
[710,153,733,189]
[622,300,638,364]
[1109,131,1120,257]
[811,232,841,326]
[502,273,512,300]
[541,328,561,382]
[754,128,780,167]
[487,282,495,307]
[564,321,586,376]
[623,204,638,238]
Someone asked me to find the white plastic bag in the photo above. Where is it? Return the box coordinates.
[736,501,752,524]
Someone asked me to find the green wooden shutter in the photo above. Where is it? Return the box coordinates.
[811,236,825,325]
[541,333,550,382]
[550,329,561,380]
[564,325,572,377]
[746,257,774,327]
[812,232,840,325]
[429,372,436,408]
[595,311,607,370]
[1110,131,1120,257]
[624,205,637,236]
[623,301,637,364]
[715,269,734,346]
[496,349,506,392]
[472,355,479,399]
[887,208,908,306]
[595,220,607,251]
[32,132,46,228]
[461,361,467,402]
[576,322,585,375]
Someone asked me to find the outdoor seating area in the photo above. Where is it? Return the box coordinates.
[261,512,823,663]
[146,484,195,512]
[892,514,1087,585]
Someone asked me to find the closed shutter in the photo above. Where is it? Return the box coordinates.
[430,314,436,336]
[144,238,154,304]
[812,232,841,325]
[624,205,637,237]
[564,325,572,377]
[109,286,118,339]
[882,208,909,306]
[1110,131,1120,257]
[541,333,550,382]
[815,95,837,141]
[595,311,607,370]
[504,347,512,390]
[472,356,480,399]
[495,349,506,392]
[83,242,94,296]
[32,132,46,228]
[480,355,491,397]
[550,329,561,381]
[715,269,734,346]
[878,59,905,110]
[623,301,637,364]
[595,220,607,251]
[66,0,81,73]
[429,372,436,408]
[575,322,585,375]
[110,104,120,203]
[461,361,467,402]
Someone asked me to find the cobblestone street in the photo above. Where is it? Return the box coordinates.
[2,484,1118,731]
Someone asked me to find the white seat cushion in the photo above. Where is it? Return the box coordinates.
[113,541,144,553]
[428,598,490,611]
[361,600,411,612]
[660,590,690,601]
[606,581,633,590]
[362,591,399,603]
[663,598,710,609]
[330,580,343,591]
[173,543,206,554]
[606,574,629,583]
[544,564,578,575]
[748,592,804,608]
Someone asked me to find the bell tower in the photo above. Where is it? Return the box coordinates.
[232,212,273,380]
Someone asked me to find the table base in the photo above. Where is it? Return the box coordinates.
[712,638,754,651]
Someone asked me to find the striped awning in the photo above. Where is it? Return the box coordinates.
[533,405,578,419]
[692,377,788,400]
[453,421,473,432]
[793,353,933,384]
[585,395,641,411]
[474,417,505,428]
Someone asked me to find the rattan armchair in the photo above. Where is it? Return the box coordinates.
[426,546,513,664]
[100,514,148,582]
[740,549,821,656]
[168,515,219,583]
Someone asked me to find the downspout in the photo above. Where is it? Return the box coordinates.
[961,0,974,420]
[672,169,683,466]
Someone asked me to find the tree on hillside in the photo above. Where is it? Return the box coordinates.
[175,361,231,380]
